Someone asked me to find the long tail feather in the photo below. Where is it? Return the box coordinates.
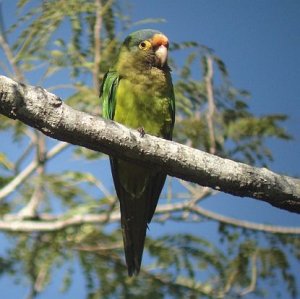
[110,158,165,275]
[122,215,147,276]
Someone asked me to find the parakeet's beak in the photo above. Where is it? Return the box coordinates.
[151,33,169,68]
[155,45,168,68]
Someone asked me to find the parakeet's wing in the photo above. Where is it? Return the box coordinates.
[100,69,126,225]
[100,69,126,227]
[101,70,120,120]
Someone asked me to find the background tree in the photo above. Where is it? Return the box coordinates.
[0,1,299,298]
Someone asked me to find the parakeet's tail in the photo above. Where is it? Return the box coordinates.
[121,213,147,276]
[109,158,166,276]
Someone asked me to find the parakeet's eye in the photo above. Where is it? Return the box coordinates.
[138,40,152,50]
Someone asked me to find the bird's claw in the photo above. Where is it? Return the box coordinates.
[137,127,145,137]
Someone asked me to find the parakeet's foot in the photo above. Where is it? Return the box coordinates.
[137,127,145,137]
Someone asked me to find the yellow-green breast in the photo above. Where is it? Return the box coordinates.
[114,68,173,138]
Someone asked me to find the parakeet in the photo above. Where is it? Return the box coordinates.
[100,29,175,276]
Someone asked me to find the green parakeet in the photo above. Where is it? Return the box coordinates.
[100,29,175,276]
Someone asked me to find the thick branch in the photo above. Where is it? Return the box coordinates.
[0,75,300,213]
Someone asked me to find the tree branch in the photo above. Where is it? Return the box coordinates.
[18,131,46,218]
[239,252,258,296]
[0,7,25,82]
[0,213,120,232]
[0,141,69,200]
[204,55,217,155]
[2,199,300,234]
[93,0,102,92]
[0,75,300,213]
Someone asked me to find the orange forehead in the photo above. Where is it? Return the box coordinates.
[150,34,169,47]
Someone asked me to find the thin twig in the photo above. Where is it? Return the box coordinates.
[0,60,13,77]
[1,200,300,234]
[14,140,35,174]
[239,252,258,296]
[89,176,113,199]
[74,242,123,252]
[93,0,102,92]
[18,132,46,217]
[204,55,217,155]
[0,4,25,82]
[189,205,300,234]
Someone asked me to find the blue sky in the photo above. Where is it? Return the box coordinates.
[129,0,300,175]
[128,1,300,225]
[1,0,300,298]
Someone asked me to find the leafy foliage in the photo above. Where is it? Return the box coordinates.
[172,49,291,165]
[0,0,298,298]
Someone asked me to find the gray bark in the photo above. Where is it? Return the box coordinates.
[1,75,300,213]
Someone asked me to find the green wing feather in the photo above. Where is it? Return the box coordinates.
[101,70,120,120]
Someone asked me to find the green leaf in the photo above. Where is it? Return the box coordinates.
[213,55,228,77]
[0,153,13,170]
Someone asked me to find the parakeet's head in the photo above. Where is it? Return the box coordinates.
[117,29,170,72]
